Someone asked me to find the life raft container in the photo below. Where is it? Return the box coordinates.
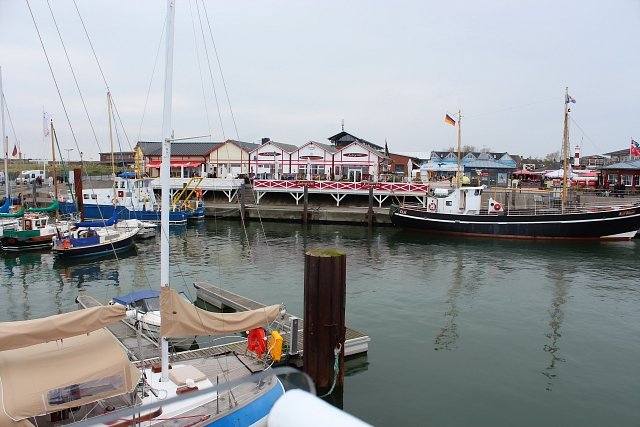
[247,327,267,356]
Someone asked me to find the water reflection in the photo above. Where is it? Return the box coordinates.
[542,269,569,391]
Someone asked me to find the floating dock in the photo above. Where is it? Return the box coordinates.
[77,284,369,367]
[194,281,370,360]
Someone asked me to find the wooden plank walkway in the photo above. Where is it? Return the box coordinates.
[77,282,370,368]
[194,282,370,358]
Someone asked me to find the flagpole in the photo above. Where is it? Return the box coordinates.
[456,110,462,188]
[42,107,46,182]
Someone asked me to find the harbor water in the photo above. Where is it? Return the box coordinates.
[1,220,639,427]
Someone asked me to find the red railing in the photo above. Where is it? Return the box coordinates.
[253,179,428,193]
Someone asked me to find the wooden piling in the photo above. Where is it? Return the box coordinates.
[73,168,83,220]
[303,248,346,398]
[367,186,374,226]
[239,183,246,223]
[303,184,309,224]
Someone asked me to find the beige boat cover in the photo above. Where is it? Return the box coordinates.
[0,305,126,351]
[0,328,141,422]
[160,286,281,337]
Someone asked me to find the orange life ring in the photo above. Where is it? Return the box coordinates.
[494,203,502,211]
[195,189,202,198]
[247,327,266,356]
[61,239,71,249]
[428,202,437,212]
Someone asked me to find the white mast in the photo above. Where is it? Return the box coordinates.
[160,0,176,382]
[1,66,9,198]
[562,87,570,213]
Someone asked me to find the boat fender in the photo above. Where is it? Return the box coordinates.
[428,202,437,212]
[494,203,502,211]
[268,330,284,361]
[61,239,71,249]
[247,327,267,356]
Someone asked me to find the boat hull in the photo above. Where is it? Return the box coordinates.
[53,234,135,258]
[1,234,54,251]
[60,203,203,224]
[389,203,640,240]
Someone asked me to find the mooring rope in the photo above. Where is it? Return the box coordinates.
[319,343,342,397]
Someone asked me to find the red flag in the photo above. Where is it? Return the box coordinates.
[444,114,456,126]
[631,139,640,157]
[11,145,18,157]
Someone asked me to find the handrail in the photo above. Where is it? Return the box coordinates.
[172,176,204,210]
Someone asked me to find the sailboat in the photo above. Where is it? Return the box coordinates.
[58,93,204,225]
[0,2,287,425]
[389,91,640,240]
[51,210,139,259]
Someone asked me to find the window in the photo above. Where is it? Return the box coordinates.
[48,375,124,405]
[607,174,617,185]
[634,175,640,187]
[622,175,633,185]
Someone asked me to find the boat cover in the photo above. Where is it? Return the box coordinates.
[160,286,281,337]
[113,289,160,305]
[0,305,126,351]
[25,199,59,213]
[0,197,10,213]
[0,328,141,422]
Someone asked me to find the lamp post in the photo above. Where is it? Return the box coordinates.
[64,148,74,165]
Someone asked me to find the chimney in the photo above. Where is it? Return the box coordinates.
[261,137,270,145]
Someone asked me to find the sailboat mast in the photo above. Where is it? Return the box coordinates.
[562,87,570,212]
[1,66,9,198]
[108,91,116,201]
[51,121,58,203]
[456,110,462,187]
[160,0,176,383]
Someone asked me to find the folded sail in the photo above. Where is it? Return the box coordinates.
[160,286,281,337]
[0,305,127,351]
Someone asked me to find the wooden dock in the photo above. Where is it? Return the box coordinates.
[77,283,370,367]
[194,281,371,359]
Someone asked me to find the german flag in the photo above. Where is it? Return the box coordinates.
[444,114,456,126]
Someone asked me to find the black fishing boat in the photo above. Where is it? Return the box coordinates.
[390,90,640,240]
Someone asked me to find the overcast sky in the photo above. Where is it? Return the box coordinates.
[1,0,638,161]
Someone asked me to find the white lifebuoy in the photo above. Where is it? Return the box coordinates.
[428,202,437,212]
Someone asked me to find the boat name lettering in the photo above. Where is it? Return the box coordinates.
[618,210,635,217]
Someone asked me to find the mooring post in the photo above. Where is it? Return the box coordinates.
[73,168,84,221]
[303,248,346,402]
[367,186,374,226]
[239,183,246,223]
[303,184,309,224]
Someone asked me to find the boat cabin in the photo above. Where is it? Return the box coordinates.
[22,214,49,231]
[427,186,483,215]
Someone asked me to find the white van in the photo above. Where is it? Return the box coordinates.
[16,170,45,185]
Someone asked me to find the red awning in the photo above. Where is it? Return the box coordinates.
[146,161,202,168]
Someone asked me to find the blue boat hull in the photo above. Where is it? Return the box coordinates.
[60,203,204,224]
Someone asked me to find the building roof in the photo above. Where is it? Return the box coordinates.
[226,140,261,152]
[327,131,383,151]
[266,140,299,153]
[464,159,516,170]
[599,159,640,170]
[137,141,222,157]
